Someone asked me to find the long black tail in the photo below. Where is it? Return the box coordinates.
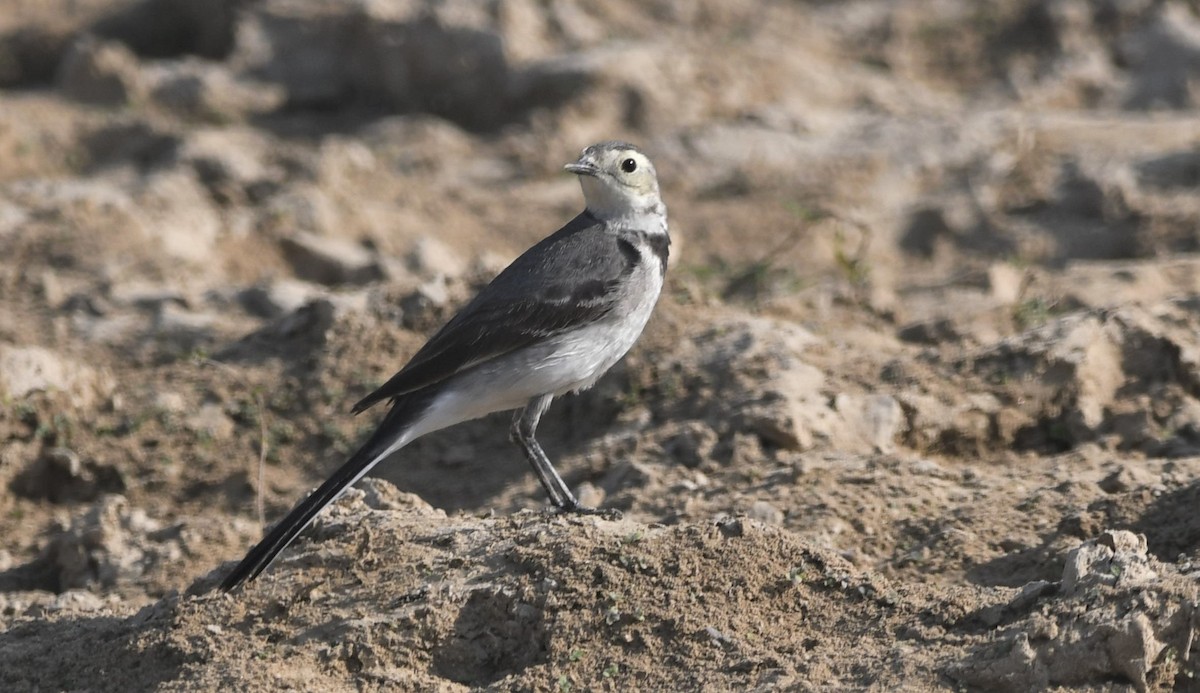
[220,393,432,591]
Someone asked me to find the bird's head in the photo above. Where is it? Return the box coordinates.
[565,142,662,221]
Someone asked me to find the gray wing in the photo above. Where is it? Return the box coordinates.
[352,212,638,413]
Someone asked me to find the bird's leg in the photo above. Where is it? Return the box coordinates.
[511,395,588,512]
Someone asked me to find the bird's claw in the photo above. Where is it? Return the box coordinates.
[558,504,623,521]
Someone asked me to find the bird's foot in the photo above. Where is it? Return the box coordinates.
[557,503,623,521]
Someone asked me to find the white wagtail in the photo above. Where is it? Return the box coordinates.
[221,141,669,590]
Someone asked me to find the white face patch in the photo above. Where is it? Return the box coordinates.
[577,162,661,222]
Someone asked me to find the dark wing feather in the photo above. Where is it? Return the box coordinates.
[352,212,633,413]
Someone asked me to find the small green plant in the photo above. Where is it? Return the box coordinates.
[830,219,873,298]
[270,420,298,444]
[34,412,74,445]
[13,400,37,422]
[615,379,646,410]
[602,590,625,625]
[1012,297,1057,330]
[615,551,649,573]
[680,262,725,283]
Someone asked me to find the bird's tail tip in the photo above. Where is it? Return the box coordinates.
[217,561,258,593]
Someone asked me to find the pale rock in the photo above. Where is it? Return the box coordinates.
[136,171,223,264]
[143,58,285,120]
[39,271,65,306]
[895,392,953,450]
[399,276,452,325]
[1061,530,1157,597]
[177,127,282,194]
[72,313,143,346]
[407,235,467,279]
[45,495,171,589]
[972,312,1128,444]
[1097,466,1157,494]
[575,482,605,510]
[548,0,605,45]
[0,199,29,236]
[281,231,383,286]
[473,250,513,278]
[153,302,219,341]
[835,393,905,454]
[497,0,552,61]
[153,391,187,414]
[185,403,235,440]
[233,0,363,106]
[747,500,784,525]
[0,345,113,406]
[318,137,378,181]
[1055,317,1122,433]
[327,289,372,317]
[358,478,442,516]
[239,279,327,318]
[46,590,105,614]
[108,280,188,310]
[265,186,340,235]
[57,35,142,105]
[987,262,1026,304]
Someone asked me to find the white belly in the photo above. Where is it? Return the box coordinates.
[415,264,663,433]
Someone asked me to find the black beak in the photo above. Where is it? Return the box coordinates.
[564,159,600,177]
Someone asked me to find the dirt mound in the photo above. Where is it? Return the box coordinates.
[3,483,1194,691]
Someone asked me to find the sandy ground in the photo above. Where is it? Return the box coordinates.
[3,0,1200,690]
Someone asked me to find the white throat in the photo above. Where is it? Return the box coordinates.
[579,176,667,233]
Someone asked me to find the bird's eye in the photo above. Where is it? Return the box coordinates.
[620,158,638,173]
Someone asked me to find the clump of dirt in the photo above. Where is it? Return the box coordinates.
[3,485,1196,691]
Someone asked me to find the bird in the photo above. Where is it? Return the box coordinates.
[220,141,669,591]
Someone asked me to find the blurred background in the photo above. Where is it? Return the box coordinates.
[2,0,1199,310]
